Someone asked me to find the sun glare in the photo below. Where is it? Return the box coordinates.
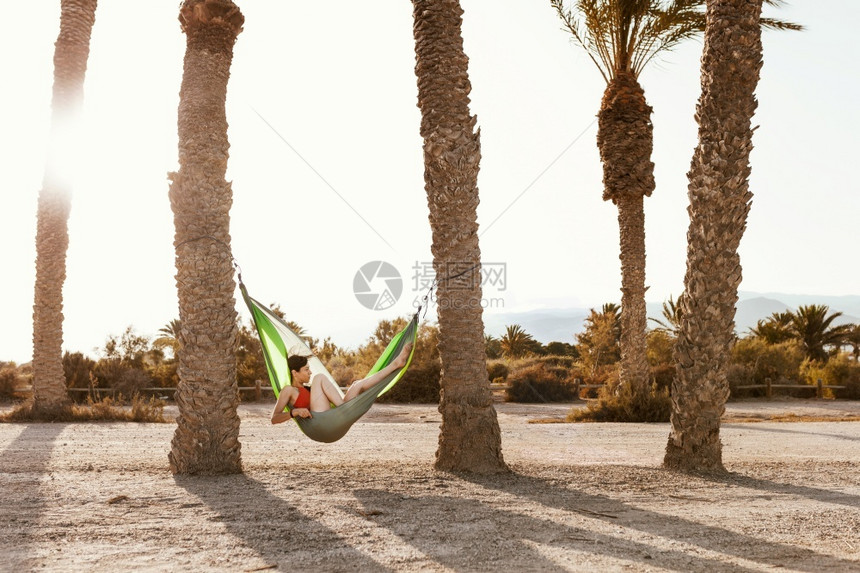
[43,111,88,195]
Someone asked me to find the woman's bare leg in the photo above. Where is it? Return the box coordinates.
[309,374,344,411]
[343,343,413,402]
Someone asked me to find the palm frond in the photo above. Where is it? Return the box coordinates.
[551,0,799,82]
[760,17,802,32]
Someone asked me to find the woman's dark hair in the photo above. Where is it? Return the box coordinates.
[287,355,309,373]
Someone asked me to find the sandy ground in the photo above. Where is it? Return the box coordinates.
[1,399,859,573]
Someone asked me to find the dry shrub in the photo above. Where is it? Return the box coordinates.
[127,395,168,422]
[579,366,618,399]
[113,368,153,398]
[0,395,166,423]
[0,366,24,400]
[537,355,578,369]
[506,363,578,403]
[568,381,671,423]
[328,362,357,388]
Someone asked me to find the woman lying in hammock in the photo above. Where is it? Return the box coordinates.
[271,343,413,424]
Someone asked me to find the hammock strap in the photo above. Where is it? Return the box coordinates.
[415,261,481,318]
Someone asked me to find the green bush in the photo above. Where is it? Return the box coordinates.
[727,363,758,398]
[842,364,860,400]
[377,361,441,403]
[505,363,578,403]
[646,330,675,366]
[802,355,860,399]
[649,363,675,393]
[487,360,509,382]
[731,338,804,386]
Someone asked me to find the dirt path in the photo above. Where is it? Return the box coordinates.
[2,400,859,572]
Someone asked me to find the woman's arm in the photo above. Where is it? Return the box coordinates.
[271,387,297,424]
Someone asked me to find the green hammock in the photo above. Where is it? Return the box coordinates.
[239,281,417,443]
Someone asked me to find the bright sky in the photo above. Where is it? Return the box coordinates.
[2,2,857,364]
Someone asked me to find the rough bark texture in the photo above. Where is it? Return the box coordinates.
[665,0,763,473]
[412,0,506,474]
[596,72,654,395]
[32,0,98,414]
[168,0,244,475]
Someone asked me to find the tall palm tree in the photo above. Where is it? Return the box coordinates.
[551,0,708,399]
[500,325,535,359]
[665,0,799,472]
[790,305,851,363]
[412,0,506,473]
[32,0,98,415]
[168,0,244,475]
[550,1,795,400]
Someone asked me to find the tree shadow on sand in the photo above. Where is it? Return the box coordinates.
[446,467,859,572]
[723,422,860,443]
[175,473,397,572]
[351,484,764,572]
[703,464,860,509]
[0,423,67,570]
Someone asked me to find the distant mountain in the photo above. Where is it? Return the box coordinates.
[483,307,588,344]
[482,292,860,344]
[733,297,792,335]
[733,293,859,334]
[738,291,860,318]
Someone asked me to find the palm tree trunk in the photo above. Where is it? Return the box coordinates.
[616,194,651,394]
[665,0,763,473]
[168,0,244,475]
[597,72,654,395]
[412,0,506,474]
[32,0,98,415]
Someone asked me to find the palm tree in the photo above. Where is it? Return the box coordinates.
[576,303,621,373]
[153,319,182,359]
[412,0,506,473]
[649,295,683,337]
[31,0,98,416]
[846,324,860,362]
[500,325,535,359]
[664,0,799,473]
[484,334,503,359]
[790,305,851,363]
[168,0,244,475]
[551,1,796,402]
[551,0,709,399]
[748,311,793,344]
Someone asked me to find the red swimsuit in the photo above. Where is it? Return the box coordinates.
[293,386,311,409]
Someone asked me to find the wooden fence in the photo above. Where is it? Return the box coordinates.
[735,378,845,399]
[490,378,606,402]
[65,380,276,401]
[16,377,846,402]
